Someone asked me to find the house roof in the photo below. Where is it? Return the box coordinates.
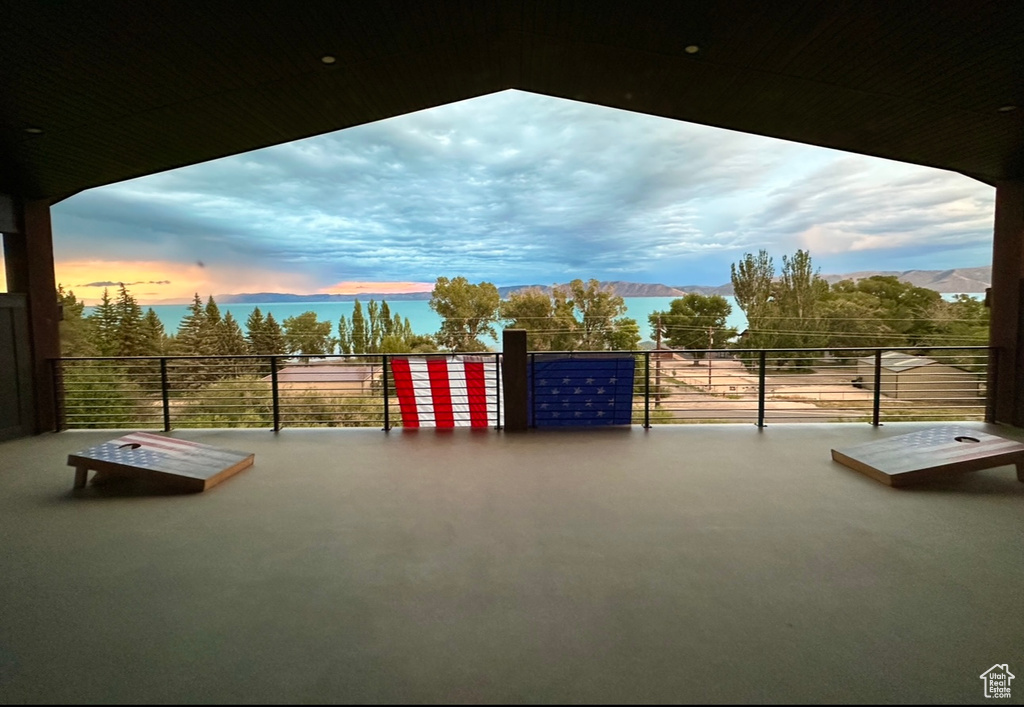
[262,365,378,384]
[858,351,945,372]
[3,1,1023,201]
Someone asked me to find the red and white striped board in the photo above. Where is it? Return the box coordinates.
[68,432,254,492]
[831,425,1024,487]
[390,356,500,428]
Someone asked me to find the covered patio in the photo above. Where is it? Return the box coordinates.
[2,423,1021,703]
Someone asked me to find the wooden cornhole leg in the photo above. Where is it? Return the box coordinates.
[1018,462,1024,483]
[73,465,89,489]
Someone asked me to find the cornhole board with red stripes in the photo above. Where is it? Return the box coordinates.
[67,432,254,492]
[831,425,1024,487]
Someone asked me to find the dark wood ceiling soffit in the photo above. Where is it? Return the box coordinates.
[1,1,1022,200]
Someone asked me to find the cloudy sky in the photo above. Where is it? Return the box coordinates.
[8,90,998,304]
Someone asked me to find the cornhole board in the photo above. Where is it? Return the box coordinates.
[68,432,254,492]
[831,425,1024,487]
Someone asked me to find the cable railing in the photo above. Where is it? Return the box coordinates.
[52,353,503,431]
[640,346,991,426]
[52,346,993,431]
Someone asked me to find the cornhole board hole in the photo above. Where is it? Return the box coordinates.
[68,432,254,492]
[831,425,1024,487]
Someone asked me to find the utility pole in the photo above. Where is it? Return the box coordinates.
[654,315,662,406]
[707,325,714,390]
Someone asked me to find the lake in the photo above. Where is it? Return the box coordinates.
[89,292,982,348]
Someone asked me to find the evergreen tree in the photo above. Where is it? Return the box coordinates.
[245,307,266,354]
[381,301,393,337]
[262,313,287,356]
[173,293,207,355]
[367,300,380,353]
[167,293,211,388]
[730,250,780,350]
[114,283,146,356]
[201,296,224,355]
[140,309,166,356]
[87,288,119,356]
[57,285,97,356]
[351,300,368,354]
[220,311,249,356]
[337,316,353,355]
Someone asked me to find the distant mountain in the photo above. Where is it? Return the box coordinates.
[497,281,688,298]
[677,266,991,296]
[821,267,991,293]
[214,267,990,304]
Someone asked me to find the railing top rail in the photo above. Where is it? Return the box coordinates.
[51,344,993,363]
[529,345,992,356]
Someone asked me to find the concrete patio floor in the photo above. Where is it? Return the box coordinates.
[0,422,1022,704]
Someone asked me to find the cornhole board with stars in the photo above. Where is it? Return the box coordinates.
[831,425,1024,487]
[67,432,254,492]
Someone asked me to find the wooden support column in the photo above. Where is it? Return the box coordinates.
[501,329,528,432]
[989,180,1024,427]
[3,199,59,433]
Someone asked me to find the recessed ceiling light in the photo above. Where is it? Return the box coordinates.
[997,104,1018,112]
[684,45,700,54]
[24,127,43,134]
[320,55,336,65]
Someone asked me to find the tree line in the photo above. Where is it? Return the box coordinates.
[57,251,988,361]
[57,276,644,357]
[645,248,988,368]
[57,286,423,358]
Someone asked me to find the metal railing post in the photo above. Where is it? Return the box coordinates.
[495,352,502,430]
[872,349,882,426]
[757,350,767,428]
[644,351,651,429]
[530,352,535,428]
[50,359,64,432]
[985,346,998,424]
[382,354,390,431]
[160,357,171,432]
[270,356,281,432]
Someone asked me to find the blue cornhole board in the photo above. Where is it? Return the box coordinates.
[527,356,635,427]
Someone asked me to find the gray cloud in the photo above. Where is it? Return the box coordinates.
[51,90,995,288]
[77,280,172,288]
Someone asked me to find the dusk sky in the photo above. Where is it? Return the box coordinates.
[3,90,997,305]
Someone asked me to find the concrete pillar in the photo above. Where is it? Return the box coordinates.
[989,181,1024,426]
[501,329,528,431]
[2,199,59,433]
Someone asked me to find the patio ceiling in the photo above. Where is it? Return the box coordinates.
[2,0,1023,201]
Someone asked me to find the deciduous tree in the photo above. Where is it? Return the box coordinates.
[282,311,335,356]
[649,294,736,361]
[430,277,500,352]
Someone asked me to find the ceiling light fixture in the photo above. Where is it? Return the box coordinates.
[320,55,337,65]
[684,45,700,54]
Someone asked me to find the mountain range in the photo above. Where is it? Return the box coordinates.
[215,267,991,304]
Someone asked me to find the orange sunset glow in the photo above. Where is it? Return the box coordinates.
[52,260,317,305]
[323,281,433,295]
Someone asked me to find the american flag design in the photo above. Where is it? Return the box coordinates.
[391,356,501,428]
[528,356,636,427]
[70,432,252,480]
